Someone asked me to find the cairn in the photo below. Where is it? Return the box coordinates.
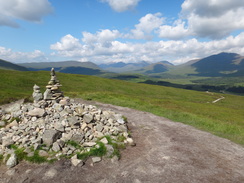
[44,68,63,101]
[32,84,43,102]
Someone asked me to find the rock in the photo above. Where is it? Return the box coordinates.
[42,130,61,147]
[71,154,83,166]
[39,150,49,157]
[0,121,6,127]
[96,124,104,132]
[83,114,93,123]
[28,108,46,117]
[83,142,96,147]
[6,153,18,168]
[92,156,102,163]
[71,133,84,143]
[52,142,61,152]
[32,84,43,102]
[6,120,18,129]
[67,116,79,126]
[100,137,108,144]
[54,123,64,132]
[126,138,136,146]
[105,144,114,157]
[2,136,14,147]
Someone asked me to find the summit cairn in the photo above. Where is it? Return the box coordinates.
[44,68,63,101]
[0,69,134,168]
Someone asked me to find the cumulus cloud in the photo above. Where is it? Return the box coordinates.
[0,47,48,63]
[181,0,244,39]
[127,13,164,40]
[100,0,141,12]
[158,20,189,40]
[0,0,53,27]
[50,29,244,64]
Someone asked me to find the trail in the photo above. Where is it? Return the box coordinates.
[0,99,243,183]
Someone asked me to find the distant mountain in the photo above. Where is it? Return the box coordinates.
[0,59,28,71]
[20,61,100,70]
[134,61,174,74]
[19,61,107,75]
[191,52,244,76]
[167,52,244,77]
[98,61,150,73]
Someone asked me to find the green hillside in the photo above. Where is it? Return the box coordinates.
[0,59,28,71]
[0,69,244,145]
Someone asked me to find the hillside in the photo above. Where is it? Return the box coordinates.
[0,59,28,71]
[135,61,174,74]
[168,52,244,77]
[19,61,108,75]
[99,61,150,73]
[0,69,243,145]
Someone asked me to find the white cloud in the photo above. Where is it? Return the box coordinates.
[50,34,82,51]
[158,20,189,40]
[0,0,53,27]
[127,13,164,40]
[181,0,244,39]
[0,47,48,63]
[50,30,244,64]
[100,0,141,12]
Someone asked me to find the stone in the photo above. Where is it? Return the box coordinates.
[52,142,61,152]
[67,116,79,126]
[71,133,84,143]
[126,138,136,146]
[32,84,43,102]
[92,156,102,163]
[54,123,64,132]
[100,137,108,144]
[6,120,18,129]
[71,154,83,166]
[43,89,52,100]
[28,108,46,117]
[42,130,61,147]
[39,150,49,157]
[105,144,114,157]
[96,124,104,132]
[83,114,93,123]
[6,153,18,168]
[83,142,96,147]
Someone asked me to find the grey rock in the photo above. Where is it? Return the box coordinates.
[6,153,18,168]
[96,124,104,132]
[71,133,84,143]
[33,92,43,102]
[83,113,93,123]
[28,108,46,117]
[42,130,61,147]
[0,121,6,127]
[54,123,64,132]
[105,144,114,157]
[52,142,61,152]
[71,154,83,166]
[67,116,79,126]
[92,156,102,163]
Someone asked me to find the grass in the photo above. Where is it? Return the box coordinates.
[0,69,244,145]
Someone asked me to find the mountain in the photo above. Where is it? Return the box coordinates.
[168,52,244,77]
[0,59,28,71]
[20,61,100,70]
[19,61,107,75]
[134,61,174,74]
[98,61,150,73]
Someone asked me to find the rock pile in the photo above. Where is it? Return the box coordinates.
[0,69,134,168]
[32,84,43,102]
[44,68,63,101]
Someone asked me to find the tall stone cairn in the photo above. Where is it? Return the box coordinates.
[44,68,64,101]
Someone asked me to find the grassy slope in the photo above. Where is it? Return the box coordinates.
[0,70,244,145]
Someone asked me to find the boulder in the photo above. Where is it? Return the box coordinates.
[42,130,61,147]
[6,153,18,168]
[28,108,46,117]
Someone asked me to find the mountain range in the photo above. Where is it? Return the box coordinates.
[1,52,244,77]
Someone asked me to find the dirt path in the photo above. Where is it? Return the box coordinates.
[0,99,243,183]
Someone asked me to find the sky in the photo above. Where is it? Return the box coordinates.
[0,0,244,65]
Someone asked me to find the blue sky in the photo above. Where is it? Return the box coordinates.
[0,0,244,64]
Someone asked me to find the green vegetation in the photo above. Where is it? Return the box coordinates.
[0,70,244,145]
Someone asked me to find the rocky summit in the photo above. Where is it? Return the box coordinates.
[0,68,133,168]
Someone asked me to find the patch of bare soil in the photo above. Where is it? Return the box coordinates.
[0,99,243,183]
